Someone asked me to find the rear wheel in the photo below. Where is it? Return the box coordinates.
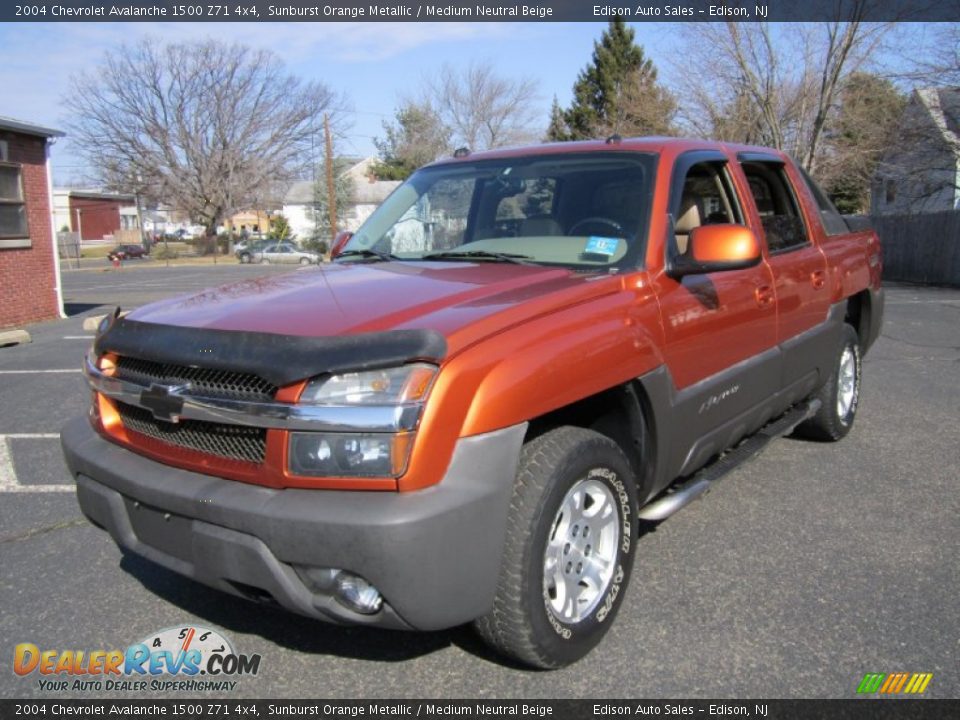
[795,323,862,441]
[239,253,251,264]
[299,257,311,265]
[474,426,637,669]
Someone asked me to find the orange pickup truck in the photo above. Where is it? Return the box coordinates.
[62,138,883,668]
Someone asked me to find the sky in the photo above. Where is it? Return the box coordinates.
[0,20,941,186]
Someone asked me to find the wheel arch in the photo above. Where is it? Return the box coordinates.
[844,286,883,355]
[523,380,659,502]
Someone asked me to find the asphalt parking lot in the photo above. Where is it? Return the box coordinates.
[1,266,957,699]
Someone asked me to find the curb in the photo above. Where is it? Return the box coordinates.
[0,329,31,347]
[82,311,129,332]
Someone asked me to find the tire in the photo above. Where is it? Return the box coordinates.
[239,253,251,264]
[299,257,311,265]
[795,323,862,441]
[474,426,638,669]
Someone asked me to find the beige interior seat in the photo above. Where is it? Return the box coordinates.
[674,197,702,254]
[520,216,563,236]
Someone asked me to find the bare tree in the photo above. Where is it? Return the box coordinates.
[427,62,540,151]
[67,39,349,239]
[676,12,891,175]
[899,20,960,87]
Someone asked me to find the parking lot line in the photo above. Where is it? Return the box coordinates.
[63,336,94,340]
[0,369,82,374]
[0,435,74,493]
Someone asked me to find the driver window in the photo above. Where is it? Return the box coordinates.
[673,161,742,255]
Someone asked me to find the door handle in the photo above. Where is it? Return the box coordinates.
[811,270,826,290]
[754,285,775,307]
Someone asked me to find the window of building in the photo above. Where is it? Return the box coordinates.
[0,162,29,242]
[885,179,897,205]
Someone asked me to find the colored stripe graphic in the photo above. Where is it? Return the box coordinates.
[858,672,933,694]
[857,673,886,693]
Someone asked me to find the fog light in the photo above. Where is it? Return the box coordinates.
[296,566,342,593]
[335,572,383,615]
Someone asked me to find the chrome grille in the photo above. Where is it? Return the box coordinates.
[116,402,267,464]
[114,356,277,401]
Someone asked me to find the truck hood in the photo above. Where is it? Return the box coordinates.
[127,262,622,356]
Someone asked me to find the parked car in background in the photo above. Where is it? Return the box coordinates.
[252,242,320,265]
[106,244,148,261]
[235,238,273,263]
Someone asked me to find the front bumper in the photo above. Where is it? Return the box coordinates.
[61,417,525,631]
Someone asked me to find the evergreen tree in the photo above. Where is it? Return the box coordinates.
[819,73,906,214]
[267,213,292,241]
[545,96,569,142]
[305,158,354,251]
[562,18,672,139]
[370,102,451,181]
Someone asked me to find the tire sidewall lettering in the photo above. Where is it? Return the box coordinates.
[541,462,634,639]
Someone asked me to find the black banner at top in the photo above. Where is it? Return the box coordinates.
[2,700,960,719]
[2,0,958,23]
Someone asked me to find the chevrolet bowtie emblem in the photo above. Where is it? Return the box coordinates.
[140,383,189,423]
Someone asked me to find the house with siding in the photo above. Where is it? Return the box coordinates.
[872,87,960,215]
[0,116,64,335]
[283,157,401,241]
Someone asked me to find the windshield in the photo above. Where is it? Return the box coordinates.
[340,152,655,270]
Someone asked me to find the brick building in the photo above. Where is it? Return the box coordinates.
[0,117,64,331]
[53,189,137,241]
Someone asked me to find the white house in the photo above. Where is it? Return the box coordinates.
[283,157,401,241]
[872,87,960,215]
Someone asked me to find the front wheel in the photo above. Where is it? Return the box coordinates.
[795,323,862,441]
[299,257,311,265]
[239,253,251,264]
[474,426,637,669]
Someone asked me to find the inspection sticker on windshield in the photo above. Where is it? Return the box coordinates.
[584,236,619,256]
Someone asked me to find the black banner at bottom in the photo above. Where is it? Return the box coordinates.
[2,700,959,720]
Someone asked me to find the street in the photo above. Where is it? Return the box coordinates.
[1,267,957,698]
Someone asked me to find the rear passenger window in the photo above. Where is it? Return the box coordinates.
[797,165,850,236]
[741,162,809,252]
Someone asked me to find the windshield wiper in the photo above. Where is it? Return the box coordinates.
[336,248,400,262]
[421,250,533,265]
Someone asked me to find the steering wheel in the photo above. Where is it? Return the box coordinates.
[568,216,625,237]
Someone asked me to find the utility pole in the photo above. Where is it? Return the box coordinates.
[324,113,338,243]
[134,173,145,249]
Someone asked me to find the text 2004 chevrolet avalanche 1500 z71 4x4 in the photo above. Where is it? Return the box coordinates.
[62,138,884,669]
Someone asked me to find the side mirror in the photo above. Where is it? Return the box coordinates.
[670,224,762,278]
[330,230,353,260]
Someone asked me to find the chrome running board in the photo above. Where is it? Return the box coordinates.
[637,399,821,522]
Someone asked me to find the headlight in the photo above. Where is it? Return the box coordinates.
[299,364,437,405]
[292,364,437,478]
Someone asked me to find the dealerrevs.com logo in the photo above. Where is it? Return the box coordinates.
[14,626,261,693]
